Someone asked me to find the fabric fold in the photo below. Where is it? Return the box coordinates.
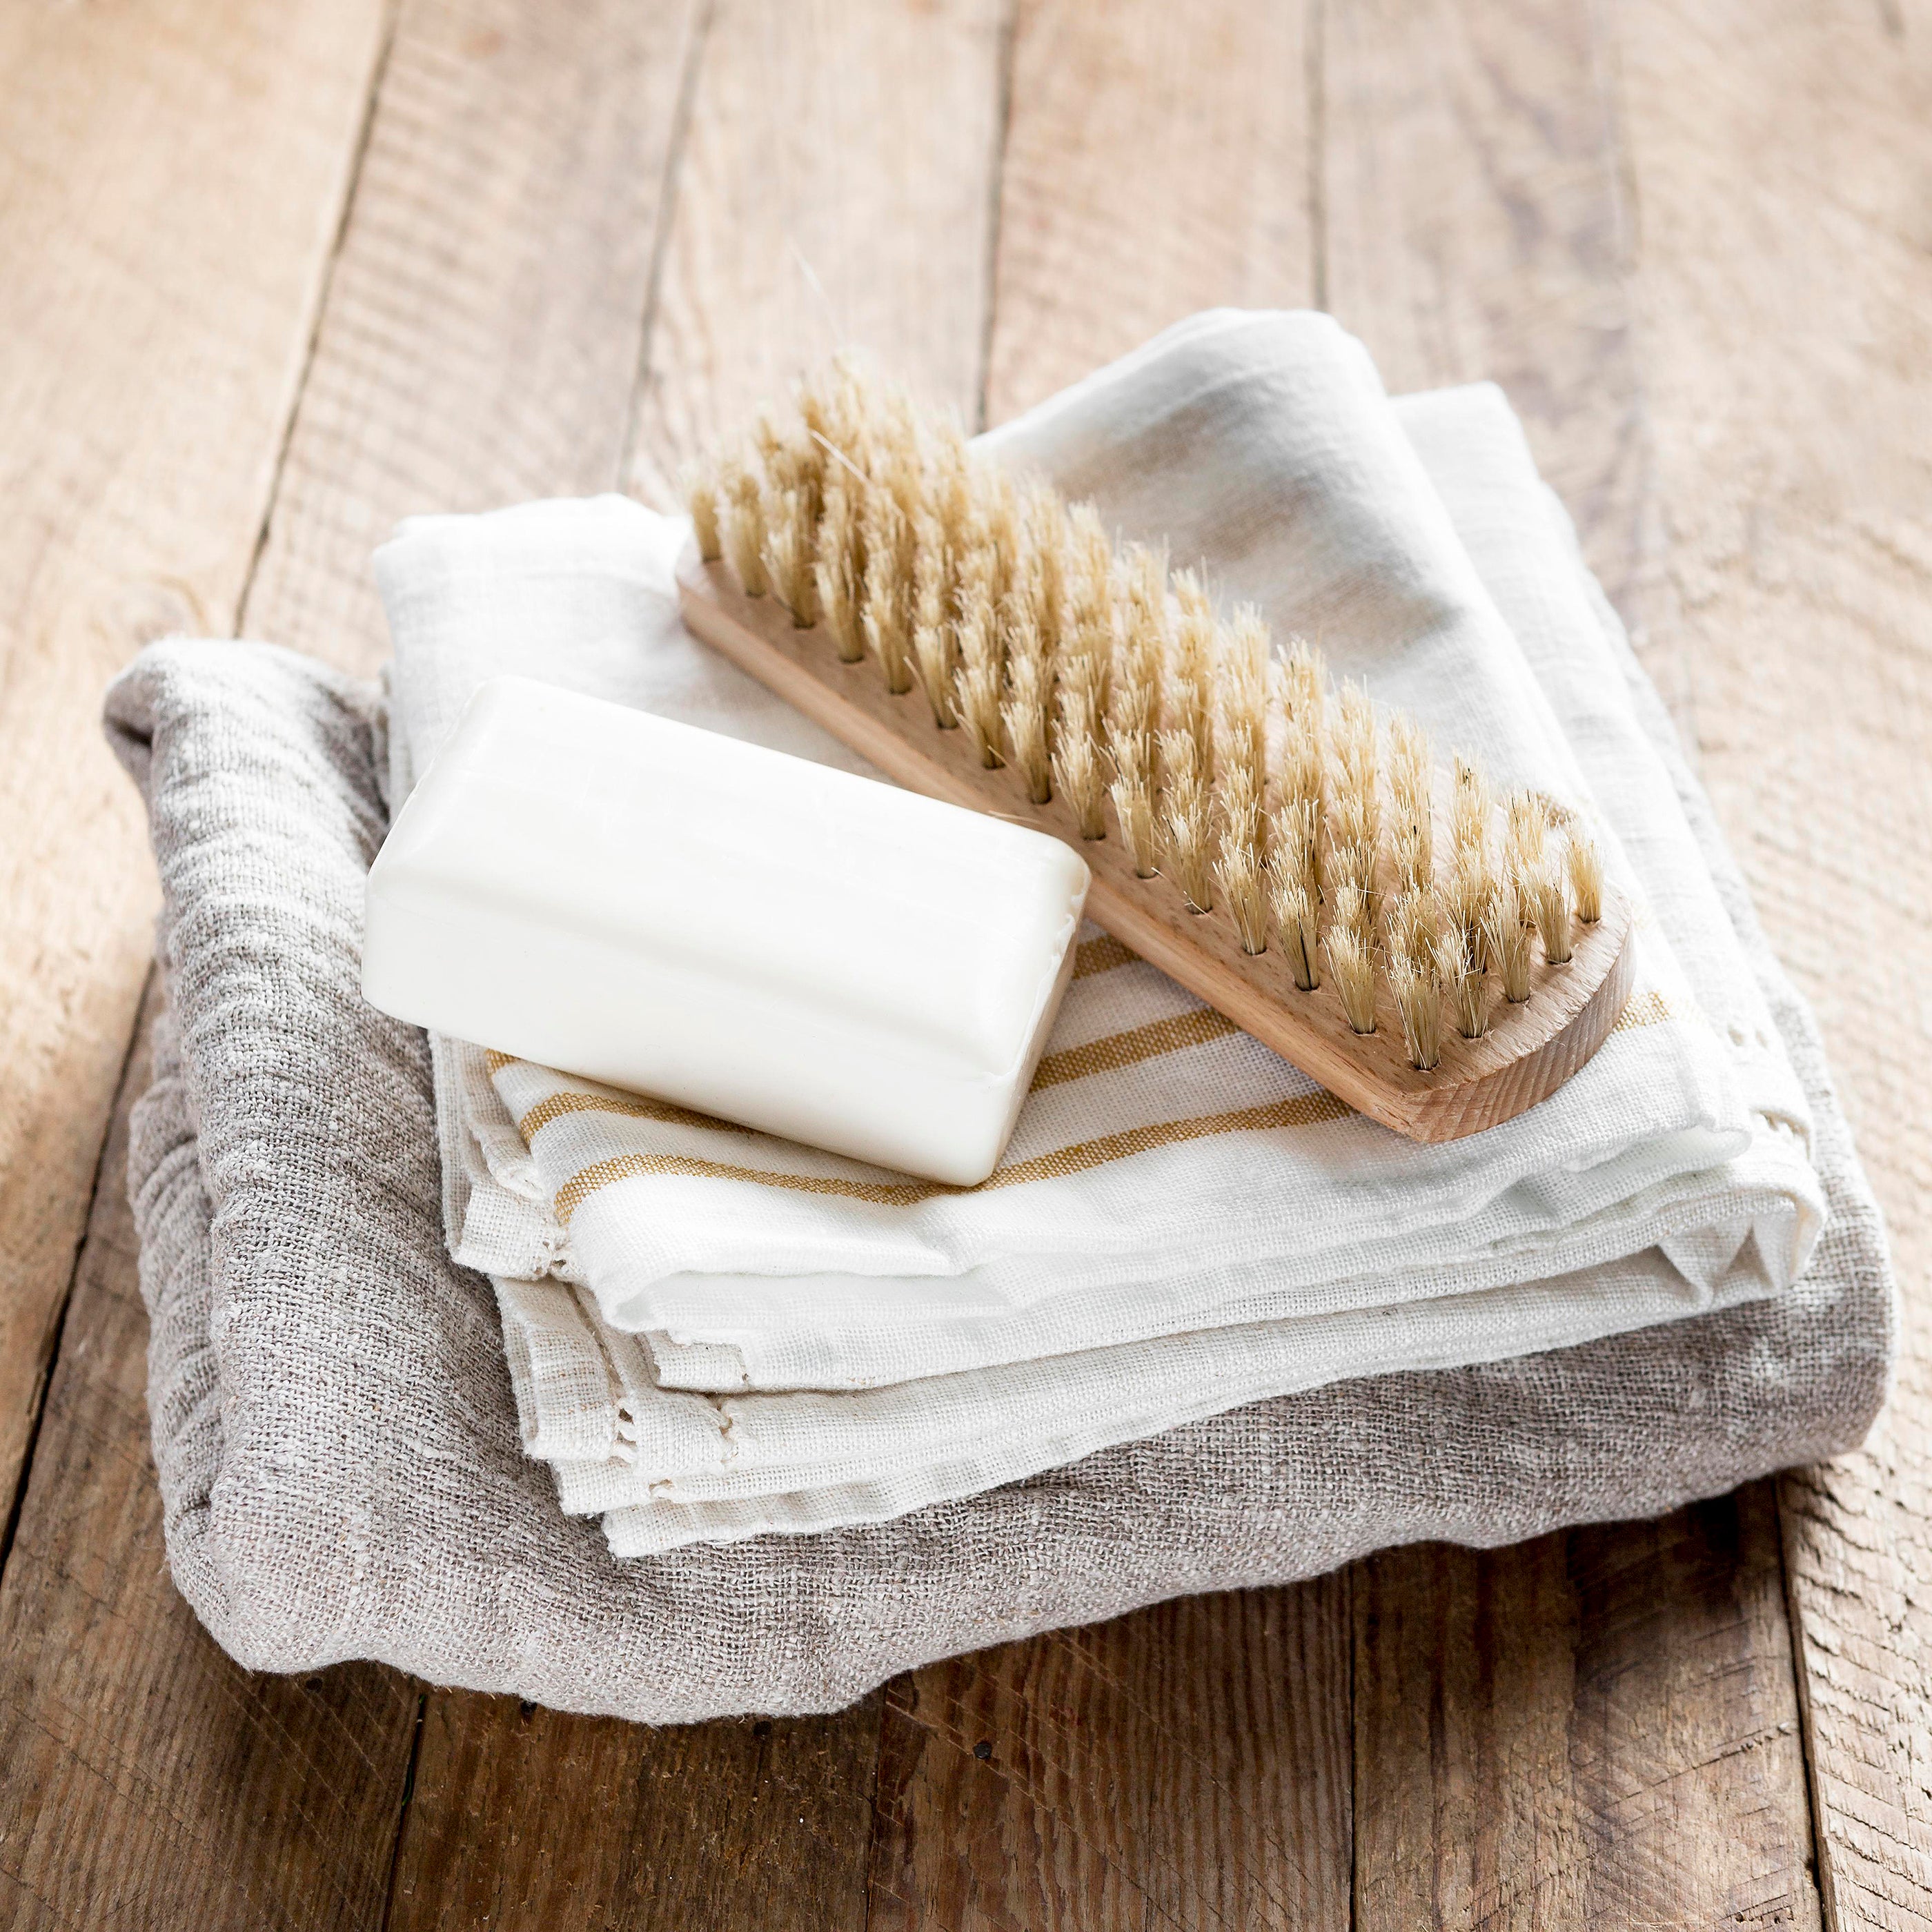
[106,618,1893,1720]
[373,322,1822,1466]
[367,315,1842,1551]
[103,312,1894,1717]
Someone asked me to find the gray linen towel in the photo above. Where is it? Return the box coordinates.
[104,615,1892,1721]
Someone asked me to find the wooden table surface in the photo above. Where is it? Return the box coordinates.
[2,0,1929,1926]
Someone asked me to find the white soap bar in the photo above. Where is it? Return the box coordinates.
[362,676,1090,1185]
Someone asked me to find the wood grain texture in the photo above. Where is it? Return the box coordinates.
[11,0,1929,1924]
[244,0,700,671]
[1319,0,1691,733]
[235,1,914,1924]
[627,0,1011,503]
[1321,0,1644,598]
[1610,0,1932,1922]
[983,0,1312,425]
[371,3,1012,1922]
[1321,0,1825,1920]
[1353,1489,1820,1931]
[0,0,388,1561]
[869,1581,1354,1931]
[680,554,1638,1143]
[0,983,424,1931]
[387,1690,881,1931]
[850,8,1359,1929]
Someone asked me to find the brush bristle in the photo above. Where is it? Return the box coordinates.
[1214,763,1268,950]
[1506,789,1547,875]
[719,454,768,596]
[1439,852,1495,958]
[814,475,862,659]
[1386,885,1443,1070]
[685,462,723,562]
[1270,797,1321,902]
[1483,879,1534,1003]
[1386,887,1438,967]
[1108,735,1159,878]
[700,359,1618,1072]
[1328,835,1378,905]
[1328,684,1381,904]
[1157,728,1215,912]
[1332,883,1372,945]
[1333,684,1379,793]
[1387,716,1432,889]
[1279,709,1324,817]
[1325,920,1378,1035]
[1439,923,1489,1039]
[1451,758,1490,859]
[1217,607,1270,791]
[953,544,1003,764]
[1281,637,1325,729]
[909,509,954,726]
[1269,871,1321,990]
[763,486,819,627]
[860,488,911,693]
[1216,836,1269,954]
[1054,730,1106,840]
[1388,945,1441,1071]
[1568,831,1604,924]
[1002,605,1054,805]
[1169,570,1219,783]
[1524,858,1573,965]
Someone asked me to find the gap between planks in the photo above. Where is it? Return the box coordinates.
[8,0,1921,1924]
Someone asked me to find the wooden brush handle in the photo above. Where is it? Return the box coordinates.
[678,547,1638,1143]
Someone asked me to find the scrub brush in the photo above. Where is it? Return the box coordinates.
[675,359,1635,1142]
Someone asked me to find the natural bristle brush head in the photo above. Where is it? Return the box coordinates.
[1567,831,1605,925]
[1440,923,1490,1041]
[673,357,1638,1143]
[1483,878,1535,1005]
[1324,917,1379,1036]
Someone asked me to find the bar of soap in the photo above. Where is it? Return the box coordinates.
[362,676,1091,1185]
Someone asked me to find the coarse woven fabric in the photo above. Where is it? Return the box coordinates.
[109,560,1891,1724]
[377,325,1844,1553]
[454,379,1846,1557]
[381,320,1822,1426]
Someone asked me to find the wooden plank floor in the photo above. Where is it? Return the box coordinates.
[1,0,1926,1924]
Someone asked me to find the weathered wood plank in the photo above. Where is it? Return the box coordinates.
[244,0,698,671]
[1321,1,1821,1922]
[869,1581,1354,1932]
[368,1,1007,1921]
[1320,0,1654,630]
[0,0,389,1556]
[234,0,889,1919]
[1354,1491,1819,1930]
[0,982,424,1931]
[1320,0,1697,738]
[982,0,1311,425]
[1611,0,1932,1922]
[625,0,1011,506]
[387,1690,882,1931]
[860,8,1354,1929]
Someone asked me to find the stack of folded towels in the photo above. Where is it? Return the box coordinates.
[108,312,1893,1722]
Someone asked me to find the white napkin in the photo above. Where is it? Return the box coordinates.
[375,313,1824,1552]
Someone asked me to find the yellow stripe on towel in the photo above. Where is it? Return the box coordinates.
[522,989,1673,1223]
[1030,1008,1237,1090]
[1610,988,1671,1034]
[1071,934,1139,979]
[516,1005,1241,1145]
[518,1088,731,1141]
[552,1090,1354,1223]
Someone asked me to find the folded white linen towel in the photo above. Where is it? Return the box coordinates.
[375,313,1826,1551]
